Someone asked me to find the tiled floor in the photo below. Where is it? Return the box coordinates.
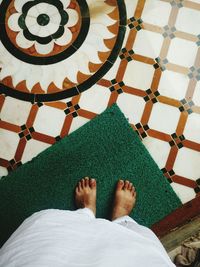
[0,0,200,228]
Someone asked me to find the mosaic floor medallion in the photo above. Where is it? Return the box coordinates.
[0,0,126,102]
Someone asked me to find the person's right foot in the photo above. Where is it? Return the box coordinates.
[111,180,136,221]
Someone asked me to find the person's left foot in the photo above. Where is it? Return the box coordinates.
[75,177,96,216]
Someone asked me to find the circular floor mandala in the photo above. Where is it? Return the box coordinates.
[0,0,126,102]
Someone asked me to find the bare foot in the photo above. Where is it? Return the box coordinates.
[111,180,136,221]
[75,177,96,216]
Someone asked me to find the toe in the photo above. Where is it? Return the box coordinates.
[131,188,136,197]
[78,181,82,190]
[85,177,89,186]
[117,180,124,190]
[90,178,96,189]
[81,178,85,188]
[75,187,79,194]
[128,183,132,190]
[124,180,129,190]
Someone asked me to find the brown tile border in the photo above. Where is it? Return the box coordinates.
[0,120,20,133]
[151,195,200,238]
[172,174,197,188]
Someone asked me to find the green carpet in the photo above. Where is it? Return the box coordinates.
[0,104,181,247]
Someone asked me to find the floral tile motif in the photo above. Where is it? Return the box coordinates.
[0,0,200,228]
[0,0,125,100]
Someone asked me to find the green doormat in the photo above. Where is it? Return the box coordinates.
[0,104,181,247]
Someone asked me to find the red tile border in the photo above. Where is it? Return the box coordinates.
[151,196,200,238]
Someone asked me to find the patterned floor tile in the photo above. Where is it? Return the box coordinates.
[167,38,198,67]
[173,147,200,181]
[0,0,200,232]
[171,183,196,204]
[148,102,180,134]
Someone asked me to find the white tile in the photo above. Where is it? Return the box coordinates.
[184,113,200,143]
[123,60,154,90]
[117,93,145,124]
[69,117,89,134]
[25,15,37,28]
[16,31,34,49]
[79,85,110,114]
[193,82,200,106]
[158,70,189,100]
[143,136,170,168]
[171,182,196,204]
[33,105,66,136]
[66,9,79,27]
[173,147,200,180]
[133,29,163,58]
[176,7,200,36]
[0,166,8,179]
[8,13,21,31]
[124,0,138,19]
[0,97,32,126]
[167,38,198,67]
[148,102,180,134]
[0,129,19,160]
[142,0,171,27]
[54,27,72,46]
[21,139,50,164]
[35,40,54,55]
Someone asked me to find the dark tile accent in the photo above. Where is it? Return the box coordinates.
[37,102,43,107]
[9,159,15,165]
[29,127,35,133]
[135,123,142,129]
[72,112,78,118]
[194,187,200,193]
[21,124,26,130]
[161,168,167,173]
[143,125,149,131]
[144,96,150,102]
[177,143,183,148]
[26,134,31,140]
[153,63,160,69]
[19,132,25,138]
[169,140,175,146]
[55,136,61,142]
[117,88,123,94]
[196,178,200,185]
[169,169,175,176]
[74,104,80,110]
[67,101,72,107]
[171,133,177,139]
[168,178,173,184]
[141,132,147,138]
[64,109,70,115]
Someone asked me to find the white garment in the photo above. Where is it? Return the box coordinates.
[0,208,175,267]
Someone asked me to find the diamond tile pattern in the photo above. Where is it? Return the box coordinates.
[0,0,200,228]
